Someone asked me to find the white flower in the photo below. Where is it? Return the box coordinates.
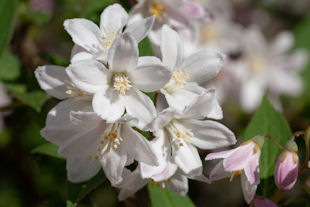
[159,25,225,111]
[35,63,95,144]
[230,26,308,112]
[64,3,155,63]
[148,89,236,175]
[130,0,203,29]
[42,109,158,184]
[66,33,171,129]
[114,137,209,200]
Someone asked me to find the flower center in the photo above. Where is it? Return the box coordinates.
[150,177,171,188]
[172,69,190,86]
[163,68,190,93]
[91,123,122,161]
[203,25,217,43]
[150,2,166,21]
[166,119,194,147]
[249,56,267,74]
[112,74,132,95]
[65,80,84,98]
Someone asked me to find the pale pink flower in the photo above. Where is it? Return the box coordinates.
[205,136,264,204]
[275,140,299,190]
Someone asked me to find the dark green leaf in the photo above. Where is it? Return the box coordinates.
[32,143,64,160]
[0,50,21,81]
[243,95,291,196]
[0,0,16,55]
[81,0,114,18]
[148,183,195,207]
[68,171,106,204]
[139,38,154,56]
[11,90,48,112]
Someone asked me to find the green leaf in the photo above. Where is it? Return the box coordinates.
[81,0,114,18]
[294,16,310,103]
[243,95,291,196]
[139,38,154,56]
[32,143,64,160]
[148,183,195,207]
[0,0,16,55]
[3,83,27,94]
[66,201,76,207]
[0,50,21,81]
[68,171,106,204]
[11,90,48,112]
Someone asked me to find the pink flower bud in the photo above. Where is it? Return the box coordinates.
[274,140,299,190]
[253,197,277,207]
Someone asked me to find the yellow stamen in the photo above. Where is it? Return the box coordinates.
[230,170,242,182]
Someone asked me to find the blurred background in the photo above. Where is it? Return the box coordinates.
[0,0,310,206]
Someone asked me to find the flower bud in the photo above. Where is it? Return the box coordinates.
[274,140,299,190]
[253,197,277,207]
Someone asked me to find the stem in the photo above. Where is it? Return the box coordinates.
[271,189,285,204]
[301,127,310,171]
[264,135,285,150]
[291,130,304,140]
[282,194,310,206]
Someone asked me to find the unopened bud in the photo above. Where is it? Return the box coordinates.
[274,141,299,190]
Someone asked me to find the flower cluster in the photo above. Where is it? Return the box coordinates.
[134,0,308,112]
[35,3,237,200]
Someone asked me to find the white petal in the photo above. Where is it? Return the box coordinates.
[180,119,236,149]
[271,31,294,55]
[58,124,104,157]
[123,89,156,129]
[181,50,225,85]
[181,88,223,120]
[140,136,177,181]
[173,143,202,176]
[92,89,125,122]
[35,65,68,99]
[161,25,184,69]
[125,16,155,42]
[121,124,158,165]
[100,4,128,35]
[147,108,177,133]
[108,33,138,72]
[162,82,204,111]
[41,99,93,145]
[240,78,265,113]
[166,173,188,196]
[71,51,94,63]
[129,58,171,92]
[64,19,103,54]
[101,148,128,185]
[66,60,109,94]
[66,156,101,183]
[117,168,148,201]
[241,172,257,204]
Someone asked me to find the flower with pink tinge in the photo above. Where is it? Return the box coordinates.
[205,136,264,204]
[275,140,299,190]
[253,197,277,207]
